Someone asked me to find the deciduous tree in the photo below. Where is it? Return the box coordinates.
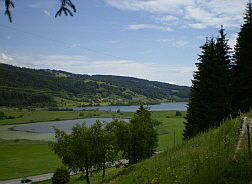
[50,121,113,184]
[106,106,160,164]
[128,105,161,164]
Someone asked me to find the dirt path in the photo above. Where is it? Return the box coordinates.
[234,117,252,154]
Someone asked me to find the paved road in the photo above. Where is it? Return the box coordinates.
[0,173,53,184]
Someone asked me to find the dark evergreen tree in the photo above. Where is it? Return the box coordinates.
[183,27,232,140]
[232,0,252,113]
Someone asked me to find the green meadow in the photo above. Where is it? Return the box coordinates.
[0,109,186,181]
[0,139,62,181]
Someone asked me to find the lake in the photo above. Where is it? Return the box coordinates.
[13,118,129,134]
[72,102,188,112]
[13,102,188,134]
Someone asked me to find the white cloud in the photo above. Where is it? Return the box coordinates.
[196,36,205,40]
[67,44,81,48]
[38,54,88,61]
[228,33,238,49]
[43,10,51,16]
[172,41,189,48]
[106,0,247,29]
[105,0,193,14]
[124,24,172,31]
[157,39,189,48]
[157,39,171,43]
[28,1,56,9]
[154,15,179,25]
[1,53,13,61]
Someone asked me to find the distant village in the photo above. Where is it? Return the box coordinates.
[97,98,130,103]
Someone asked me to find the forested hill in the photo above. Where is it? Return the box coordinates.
[0,63,190,107]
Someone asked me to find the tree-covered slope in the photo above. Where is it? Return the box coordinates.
[0,63,190,107]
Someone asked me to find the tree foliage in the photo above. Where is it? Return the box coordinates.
[128,106,161,164]
[50,106,160,184]
[51,167,70,184]
[3,0,76,22]
[1,63,189,108]
[232,0,252,113]
[50,121,113,184]
[183,27,232,140]
[107,106,161,164]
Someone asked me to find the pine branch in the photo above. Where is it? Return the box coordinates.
[4,0,15,22]
[3,0,77,22]
[55,0,77,18]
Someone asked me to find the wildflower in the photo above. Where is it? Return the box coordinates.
[151,177,159,184]
[167,167,171,170]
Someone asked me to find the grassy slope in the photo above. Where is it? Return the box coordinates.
[105,113,252,184]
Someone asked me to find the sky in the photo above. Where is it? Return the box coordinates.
[0,0,248,86]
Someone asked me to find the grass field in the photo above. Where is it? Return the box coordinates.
[0,109,186,181]
[0,139,62,181]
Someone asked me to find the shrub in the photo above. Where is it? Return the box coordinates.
[51,167,70,184]
[0,111,4,119]
[175,110,182,116]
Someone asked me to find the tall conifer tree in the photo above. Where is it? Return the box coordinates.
[183,27,232,140]
[232,0,252,113]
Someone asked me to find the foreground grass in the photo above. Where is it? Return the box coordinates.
[0,139,62,181]
[104,113,252,184]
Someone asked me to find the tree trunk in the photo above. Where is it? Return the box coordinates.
[85,167,90,184]
[102,162,106,178]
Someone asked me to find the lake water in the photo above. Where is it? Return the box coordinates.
[13,102,187,134]
[13,118,129,133]
[73,102,188,112]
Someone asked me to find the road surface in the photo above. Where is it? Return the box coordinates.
[0,173,53,184]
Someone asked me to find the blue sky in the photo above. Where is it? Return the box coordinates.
[0,0,248,86]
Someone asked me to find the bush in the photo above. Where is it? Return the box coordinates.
[175,110,182,116]
[0,111,4,119]
[51,167,70,184]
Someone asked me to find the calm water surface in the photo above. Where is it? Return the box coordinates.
[14,102,187,134]
[73,102,188,112]
[14,118,128,133]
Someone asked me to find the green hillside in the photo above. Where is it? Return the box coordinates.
[0,63,190,107]
[103,113,252,184]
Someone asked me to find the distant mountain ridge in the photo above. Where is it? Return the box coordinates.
[0,63,190,107]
